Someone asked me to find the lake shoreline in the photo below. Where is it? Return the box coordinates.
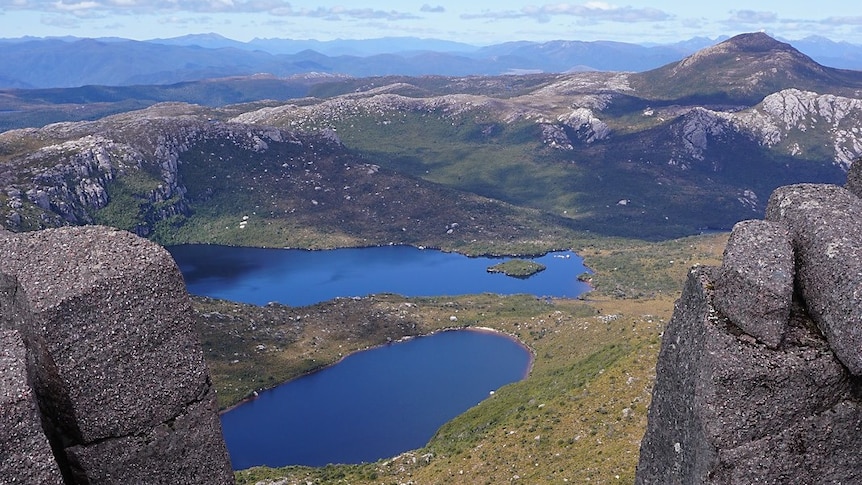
[220,325,534,468]
[218,324,536,416]
[168,240,575,261]
[171,245,589,307]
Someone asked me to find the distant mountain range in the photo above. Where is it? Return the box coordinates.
[2,33,862,89]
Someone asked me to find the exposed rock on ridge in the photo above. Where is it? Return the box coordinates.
[0,225,234,484]
[735,89,862,168]
[655,90,862,169]
[636,158,862,484]
[230,86,615,152]
[0,103,307,235]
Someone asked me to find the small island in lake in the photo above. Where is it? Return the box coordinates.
[486,259,546,278]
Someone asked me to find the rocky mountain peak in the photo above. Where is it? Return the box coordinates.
[672,31,820,76]
[719,32,795,53]
[630,31,862,105]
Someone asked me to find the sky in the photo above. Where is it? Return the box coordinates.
[1,1,861,45]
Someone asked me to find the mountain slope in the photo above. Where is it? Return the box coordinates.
[632,32,862,104]
[227,34,857,238]
[0,103,583,254]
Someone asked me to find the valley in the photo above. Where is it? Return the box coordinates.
[1,32,860,483]
[198,233,728,484]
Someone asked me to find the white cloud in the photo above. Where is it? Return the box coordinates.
[821,15,862,26]
[40,13,83,26]
[727,10,779,24]
[270,6,420,21]
[157,15,213,25]
[52,1,100,12]
[461,2,672,23]
[0,0,420,20]
[420,4,445,14]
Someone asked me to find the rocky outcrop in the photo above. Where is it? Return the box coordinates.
[558,108,610,144]
[651,90,862,170]
[765,183,862,374]
[0,103,303,236]
[733,89,862,168]
[0,225,234,484]
[675,107,732,164]
[713,219,794,349]
[636,159,862,484]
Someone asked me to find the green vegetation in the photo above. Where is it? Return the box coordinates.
[328,113,583,215]
[487,259,546,278]
[262,102,842,242]
[93,169,163,230]
[3,52,851,247]
[141,133,590,256]
[192,232,728,485]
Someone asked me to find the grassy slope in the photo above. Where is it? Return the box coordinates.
[192,232,728,485]
[150,133,587,257]
[279,105,844,241]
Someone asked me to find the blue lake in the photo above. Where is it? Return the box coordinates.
[220,329,532,468]
[167,244,589,469]
[168,244,590,307]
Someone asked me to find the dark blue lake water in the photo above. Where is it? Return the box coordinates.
[167,244,589,469]
[220,329,531,468]
[168,244,590,307]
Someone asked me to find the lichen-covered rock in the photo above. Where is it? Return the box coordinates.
[714,219,794,348]
[847,158,862,199]
[0,327,64,485]
[765,183,862,375]
[0,226,234,484]
[635,268,719,484]
[636,267,858,484]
